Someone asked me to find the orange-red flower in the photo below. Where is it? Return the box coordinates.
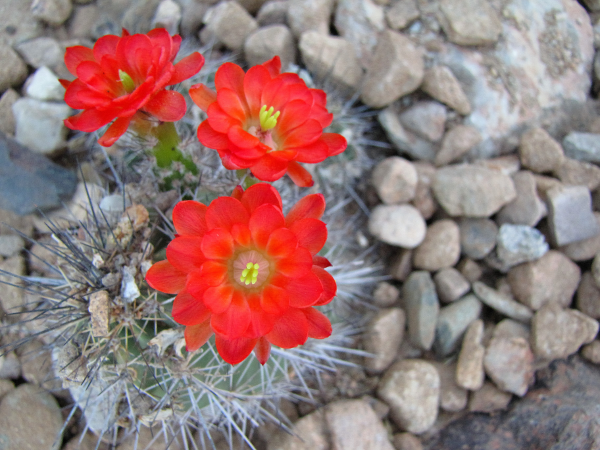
[145,183,336,364]
[61,28,204,147]
[189,56,347,187]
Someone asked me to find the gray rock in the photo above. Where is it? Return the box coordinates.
[468,381,512,413]
[421,66,471,116]
[403,271,439,350]
[234,0,269,15]
[577,272,600,319]
[257,0,288,26]
[245,25,296,69]
[434,294,482,356]
[432,362,467,413]
[399,101,447,143]
[299,31,363,90]
[518,127,564,173]
[371,156,418,204]
[472,281,533,323]
[433,268,470,304]
[0,380,14,400]
[12,98,71,155]
[15,37,64,70]
[458,218,498,260]
[325,400,395,450]
[393,433,423,450]
[386,0,419,30]
[378,107,436,161]
[373,281,400,307]
[546,185,600,246]
[413,219,461,271]
[560,212,600,261]
[0,384,63,450]
[583,0,600,11]
[364,308,405,374]
[593,253,600,287]
[0,0,43,46]
[581,340,600,364]
[507,250,581,310]
[432,165,517,218]
[438,0,501,46]
[334,0,386,68]
[484,335,534,396]
[361,30,424,108]
[495,224,549,269]
[268,409,329,450]
[0,235,23,257]
[562,132,600,164]
[378,359,440,434]
[0,44,28,93]
[0,131,77,215]
[151,0,182,34]
[31,0,73,26]
[531,303,599,360]
[554,157,600,191]
[458,258,483,284]
[24,67,65,102]
[179,1,209,37]
[369,204,426,249]
[434,125,481,167]
[456,319,485,390]
[389,249,413,281]
[0,255,24,314]
[201,1,258,51]
[0,351,21,379]
[0,89,18,136]
[121,0,161,34]
[287,0,334,37]
[492,319,530,341]
[497,171,547,227]
[117,424,186,450]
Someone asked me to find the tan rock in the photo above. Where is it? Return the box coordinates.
[245,25,296,69]
[456,319,485,390]
[519,127,564,173]
[422,66,471,115]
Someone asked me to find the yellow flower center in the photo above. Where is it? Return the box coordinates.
[240,262,260,285]
[259,105,280,131]
[119,70,136,94]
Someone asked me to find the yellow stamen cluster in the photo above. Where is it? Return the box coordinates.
[240,262,260,285]
[119,70,136,93]
[259,105,280,131]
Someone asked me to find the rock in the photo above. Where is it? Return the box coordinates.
[554,158,600,191]
[234,0,269,15]
[422,66,471,116]
[0,89,18,136]
[393,433,423,450]
[467,381,512,413]
[64,432,111,450]
[386,0,419,30]
[14,37,64,70]
[334,0,386,68]
[268,409,329,450]
[371,156,417,204]
[457,258,483,283]
[287,0,334,37]
[0,0,43,46]
[364,308,405,374]
[432,165,516,218]
[577,272,600,319]
[518,127,564,173]
[31,0,73,26]
[298,31,363,90]
[361,30,424,108]
[533,173,564,202]
[378,107,437,161]
[508,250,581,310]
[0,131,77,215]
[0,384,63,450]
[200,1,258,51]
[531,303,599,360]
[378,359,440,434]
[0,351,21,379]
[458,218,498,260]
[413,219,461,272]
[399,101,447,143]
[373,281,400,307]
[245,25,296,69]
[562,132,600,164]
[546,185,600,246]
[0,256,24,313]
[438,0,501,46]
[0,380,14,400]
[0,44,28,93]
[120,0,161,34]
[474,155,521,176]
[484,335,534,397]
[368,204,426,248]
[0,235,23,257]
[584,0,600,11]
[493,319,530,341]
[594,253,600,287]
[472,281,533,323]
[497,171,547,226]
[403,271,439,351]
[12,98,71,155]
[494,224,549,269]
[582,340,600,364]
[257,1,288,26]
[434,125,481,167]
[24,67,65,102]
[456,319,485,391]
[325,399,395,450]
[18,340,60,390]
[433,362,467,412]
[412,162,437,219]
[434,294,482,356]
[117,425,185,450]
[389,249,413,281]
[179,1,208,37]
[68,4,102,39]
[152,0,182,34]
[433,268,470,304]
[560,212,600,261]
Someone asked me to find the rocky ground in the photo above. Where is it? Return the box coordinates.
[2,0,600,449]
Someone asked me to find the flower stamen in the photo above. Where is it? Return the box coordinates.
[119,69,136,93]
[259,105,280,131]
[240,262,260,285]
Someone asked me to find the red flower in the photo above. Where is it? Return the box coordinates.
[145,183,336,365]
[61,28,204,147]
[189,56,347,188]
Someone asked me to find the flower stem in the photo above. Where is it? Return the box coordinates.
[151,121,198,174]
